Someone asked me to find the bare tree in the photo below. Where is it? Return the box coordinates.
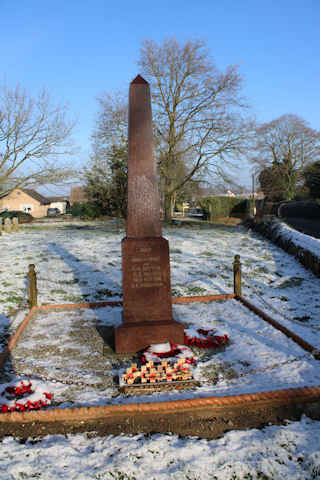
[258,165,287,201]
[87,93,128,217]
[91,90,206,218]
[92,92,128,153]
[138,38,252,219]
[0,84,77,195]
[251,114,320,201]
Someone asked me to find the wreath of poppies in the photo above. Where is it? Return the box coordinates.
[0,380,52,414]
[184,328,229,349]
[141,326,229,365]
[141,343,195,365]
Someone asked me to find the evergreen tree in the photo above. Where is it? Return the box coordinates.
[303,161,320,199]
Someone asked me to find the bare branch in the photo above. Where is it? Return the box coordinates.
[137,37,251,218]
[0,84,78,194]
[250,114,320,200]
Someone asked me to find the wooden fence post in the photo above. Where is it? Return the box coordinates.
[233,254,242,297]
[28,264,38,308]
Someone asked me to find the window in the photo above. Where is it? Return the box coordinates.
[21,204,33,213]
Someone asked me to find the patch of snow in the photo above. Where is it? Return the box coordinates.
[277,220,320,257]
[149,343,171,353]
[1,221,320,477]
[0,416,319,479]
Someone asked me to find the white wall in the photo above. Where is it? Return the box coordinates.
[49,201,67,213]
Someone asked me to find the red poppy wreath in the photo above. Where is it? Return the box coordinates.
[184,327,229,349]
[0,380,52,413]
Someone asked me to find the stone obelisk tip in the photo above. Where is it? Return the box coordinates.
[131,74,148,85]
[127,70,161,238]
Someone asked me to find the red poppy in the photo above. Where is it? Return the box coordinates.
[0,381,52,414]
[184,329,229,349]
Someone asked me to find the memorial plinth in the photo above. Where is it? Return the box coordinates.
[114,75,184,353]
[116,236,184,352]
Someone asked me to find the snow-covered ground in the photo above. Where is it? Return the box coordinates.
[275,218,320,257]
[0,416,319,480]
[5,297,320,408]
[0,220,319,479]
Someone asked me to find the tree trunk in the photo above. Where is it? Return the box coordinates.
[285,172,297,200]
[164,192,174,221]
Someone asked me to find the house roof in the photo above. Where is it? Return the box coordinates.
[47,196,69,203]
[21,189,51,205]
[0,188,71,205]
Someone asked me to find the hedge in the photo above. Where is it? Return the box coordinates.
[198,196,250,220]
[278,201,320,219]
[70,201,99,219]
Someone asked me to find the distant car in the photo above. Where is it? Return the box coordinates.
[46,208,61,217]
[0,210,33,223]
[188,208,205,219]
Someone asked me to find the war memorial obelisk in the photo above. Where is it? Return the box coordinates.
[115,75,185,353]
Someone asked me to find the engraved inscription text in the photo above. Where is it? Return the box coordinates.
[130,248,163,288]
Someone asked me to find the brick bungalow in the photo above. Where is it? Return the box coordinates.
[0,188,51,218]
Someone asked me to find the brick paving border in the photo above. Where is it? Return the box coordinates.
[0,307,37,368]
[0,385,320,425]
[0,294,319,432]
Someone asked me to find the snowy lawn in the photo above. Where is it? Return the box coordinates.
[0,220,320,479]
[1,416,320,479]
[0,220,320,405]
[4,297,320,408]
[1,221,319,329]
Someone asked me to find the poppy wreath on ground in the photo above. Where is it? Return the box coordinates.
[0,380,52,413]
[184,327,229,349]
[141,342,195,365]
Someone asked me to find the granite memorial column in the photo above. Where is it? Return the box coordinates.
[114,75,184,353]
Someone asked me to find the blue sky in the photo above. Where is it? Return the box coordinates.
[1,0,319,193]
